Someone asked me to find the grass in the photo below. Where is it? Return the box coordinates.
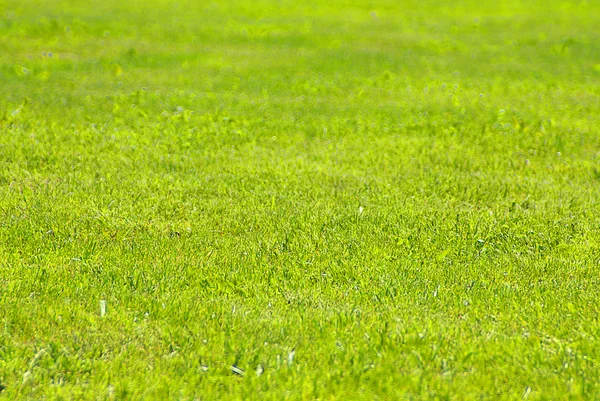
[1,0,600,399]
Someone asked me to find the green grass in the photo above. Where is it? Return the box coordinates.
[1,0,600,399]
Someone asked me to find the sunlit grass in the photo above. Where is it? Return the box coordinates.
[1,0,600,399]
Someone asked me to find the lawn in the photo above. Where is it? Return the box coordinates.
[1,0,600,399]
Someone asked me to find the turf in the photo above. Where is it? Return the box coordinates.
[1,0,600,399]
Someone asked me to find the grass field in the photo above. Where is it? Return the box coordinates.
[1,0,600,399]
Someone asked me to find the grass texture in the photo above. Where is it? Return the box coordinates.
[1,0,600,399]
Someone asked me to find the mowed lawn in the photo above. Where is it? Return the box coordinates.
[1,0,600,399]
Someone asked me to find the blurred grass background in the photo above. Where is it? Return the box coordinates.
[2,0,599,124]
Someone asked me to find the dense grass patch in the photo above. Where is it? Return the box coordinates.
[1,0,600,399]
